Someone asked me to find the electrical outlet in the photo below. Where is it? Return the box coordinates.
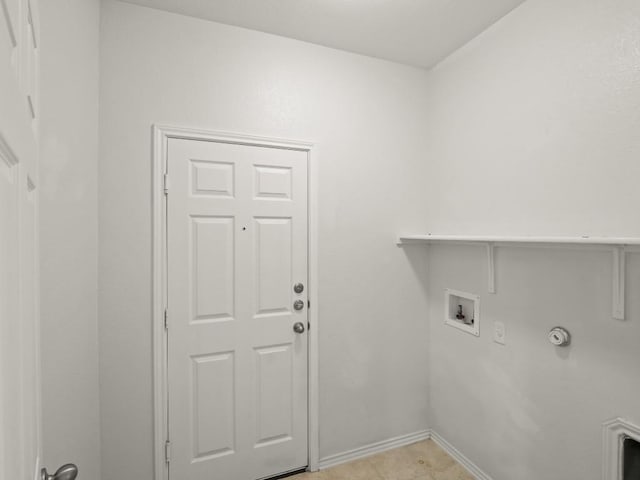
[493,321,506,345]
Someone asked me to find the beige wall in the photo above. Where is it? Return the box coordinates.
[98,2,431,479]
[39,0,101,478]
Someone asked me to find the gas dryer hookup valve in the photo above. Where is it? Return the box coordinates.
[548,327,571,347]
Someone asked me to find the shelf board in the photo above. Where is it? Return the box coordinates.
[397,233,639,320]
[397,234,640,246]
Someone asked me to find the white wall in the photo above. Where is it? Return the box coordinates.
[424,0,640,479]
[98,2,430,479]
[39,1,101,478]
[423,0,640,238]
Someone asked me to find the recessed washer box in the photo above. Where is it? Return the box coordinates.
[445,289,480,336]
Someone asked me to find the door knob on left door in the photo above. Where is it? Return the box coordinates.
[293,300,304,311]
[41,464,78,480]
[293,322,305,334]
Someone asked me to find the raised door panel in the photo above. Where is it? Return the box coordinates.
[191,160,234,198]
[254,344,293,447]
[191,216,235,324]
[254,165,292,200]
[254,217,292,317]
[191,352,236,461]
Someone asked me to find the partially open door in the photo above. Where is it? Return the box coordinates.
[0,1,43,479]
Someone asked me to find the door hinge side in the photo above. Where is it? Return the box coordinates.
[163,173,170,195]
[164,308,169,330]
[165,440,171,464]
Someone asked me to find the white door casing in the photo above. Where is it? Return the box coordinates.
[157,130,318,480]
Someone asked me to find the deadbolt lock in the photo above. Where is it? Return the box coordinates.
[293,300,305,311]
[293,283,304,294]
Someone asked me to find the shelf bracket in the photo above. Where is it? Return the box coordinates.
[486,242,496,294]
[612,246,625,320]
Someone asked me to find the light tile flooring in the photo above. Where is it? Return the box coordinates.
[293,440,474,480]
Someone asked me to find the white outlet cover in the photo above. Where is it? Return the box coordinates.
[493,321,506,345]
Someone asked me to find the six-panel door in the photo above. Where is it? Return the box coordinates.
[167,138,308,480]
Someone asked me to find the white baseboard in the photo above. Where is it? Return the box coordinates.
[318,430,430,470]
[430,430,493,480]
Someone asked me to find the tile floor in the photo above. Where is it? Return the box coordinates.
[293,439,474,480]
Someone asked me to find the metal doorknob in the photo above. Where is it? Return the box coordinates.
[293,322,305,334]
[41,464,78,480]
[293,300,304,311]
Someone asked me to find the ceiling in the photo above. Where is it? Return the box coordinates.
[121,0,527,69]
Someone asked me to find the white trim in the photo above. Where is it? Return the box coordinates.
[612,247,625,320]
[152,124,319,480]
[486,242,495,294]
[397,234,640,246]
[152,125,169,480]
[318,430,431,470]
[307,142,320,472]
[430,430,493,480]
[603,417,640,480]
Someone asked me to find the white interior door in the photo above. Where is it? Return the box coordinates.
[167,138,309,480]
[0,1,42,479]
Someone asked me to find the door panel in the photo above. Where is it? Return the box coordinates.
[191,352,235,460]
[168,138,308,480]
[254,165,292,200]
[254,344,293,447]
[191,160,234,198]
[254,217,292,316]
[191,216,235,323]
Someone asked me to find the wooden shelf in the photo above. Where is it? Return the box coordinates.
[397,234,640,320]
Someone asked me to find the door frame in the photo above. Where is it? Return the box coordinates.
[151,124,320,480]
